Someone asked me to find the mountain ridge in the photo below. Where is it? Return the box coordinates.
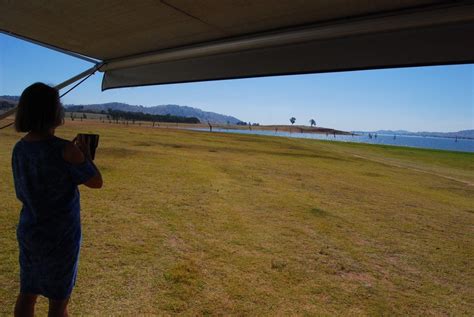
[0,96,243,124]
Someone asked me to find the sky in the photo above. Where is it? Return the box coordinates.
[1,33,472,132]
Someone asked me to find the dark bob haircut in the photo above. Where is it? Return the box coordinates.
[15,82,64,133]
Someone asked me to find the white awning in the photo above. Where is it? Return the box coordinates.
[1,0,473,90]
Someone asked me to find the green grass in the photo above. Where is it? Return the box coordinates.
[1,120,473,315]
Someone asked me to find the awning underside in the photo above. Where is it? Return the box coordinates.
[1,0,473,90]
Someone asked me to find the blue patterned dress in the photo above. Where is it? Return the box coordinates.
[11,136,96,299]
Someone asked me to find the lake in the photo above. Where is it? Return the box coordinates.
[192,128,474,153]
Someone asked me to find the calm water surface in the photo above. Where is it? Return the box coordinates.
[192,128,474,153]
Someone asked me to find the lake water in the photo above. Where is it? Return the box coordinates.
[192,128,474,153]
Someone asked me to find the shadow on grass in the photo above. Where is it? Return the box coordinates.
[310,207,329,217]
[361,172,384,177]
[99,147,142,158]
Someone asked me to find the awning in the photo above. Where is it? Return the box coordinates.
[1,0,474,90]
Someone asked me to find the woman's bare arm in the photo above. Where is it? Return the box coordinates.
[63,141,103,189]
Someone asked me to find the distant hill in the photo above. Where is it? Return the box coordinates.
[0,95,20,103]
[67,102,243,124]
[0,96,243,124]
[412,130,474,139]
[356,129,474,139]
[0,96,17,112]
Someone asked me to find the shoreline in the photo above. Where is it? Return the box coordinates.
[207,124,353,136]
[187,127,474,154]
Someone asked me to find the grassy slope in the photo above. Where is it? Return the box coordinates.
[0,121,473,316]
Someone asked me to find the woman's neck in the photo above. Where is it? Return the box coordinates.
[23,130,55,141]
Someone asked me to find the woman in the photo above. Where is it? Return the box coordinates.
[11,83,103,317]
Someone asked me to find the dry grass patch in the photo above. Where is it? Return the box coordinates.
[0,120,472,315]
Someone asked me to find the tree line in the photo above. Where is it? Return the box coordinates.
[67,108,201,124]
[107,109,200,124]
[0,101,15,111]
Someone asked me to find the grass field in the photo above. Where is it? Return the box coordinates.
[0,120,473,315]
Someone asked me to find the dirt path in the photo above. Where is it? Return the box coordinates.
[352,154,474,187]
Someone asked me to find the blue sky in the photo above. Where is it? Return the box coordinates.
[1,33,472,132]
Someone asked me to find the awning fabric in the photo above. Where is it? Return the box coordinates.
[1,0,473,90]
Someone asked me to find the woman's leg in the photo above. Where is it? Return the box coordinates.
[48,297,70,317]
[14,293,38,317]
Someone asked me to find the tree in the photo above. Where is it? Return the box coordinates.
[290,117,296,125]
[309,119,316,127]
